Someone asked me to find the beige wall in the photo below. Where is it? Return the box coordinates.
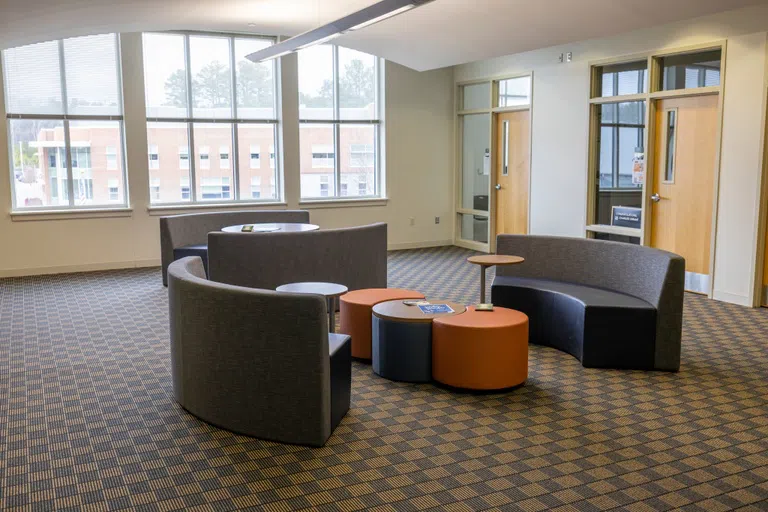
[0,33,455,277]
[454,4,768,307]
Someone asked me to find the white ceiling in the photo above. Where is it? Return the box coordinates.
[0,0,765,71]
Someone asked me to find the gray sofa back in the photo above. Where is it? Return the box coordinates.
[495,234,685,370]
[160,210,310,285]
[168,256,334,446]
[208,222,387,291]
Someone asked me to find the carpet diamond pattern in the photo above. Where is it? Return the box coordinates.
[0,246,766,511]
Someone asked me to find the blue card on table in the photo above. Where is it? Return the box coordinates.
[418,304,454,314]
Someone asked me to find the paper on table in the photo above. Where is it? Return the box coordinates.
[418,304,454,314]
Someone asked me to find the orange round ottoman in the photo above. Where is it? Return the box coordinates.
[432,306,528,390]
[340,288,425,359]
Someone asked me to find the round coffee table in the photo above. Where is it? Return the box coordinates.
[467,254,524,303]
[222,223,320,233]
[371,299,466,383]
[276,282,348,333]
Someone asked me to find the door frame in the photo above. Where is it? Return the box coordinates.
[585,40,727,298]
[454,72,534,253]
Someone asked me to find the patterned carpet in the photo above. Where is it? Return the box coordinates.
[1,245,767,511]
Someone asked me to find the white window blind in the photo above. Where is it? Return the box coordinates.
[3,40,64,115]
[63,34,121,116]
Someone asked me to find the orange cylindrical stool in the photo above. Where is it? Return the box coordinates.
[432,306,528,390]
[340,288,425,359]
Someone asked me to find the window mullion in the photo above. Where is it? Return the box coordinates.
[612,126,619,189]
[57,39,76,206]
[183,35,197,202]
[375,58,381,197]
[333,45,341,197]
[229,37,239,201]
[231,123,240,201]
[63,119,75,206]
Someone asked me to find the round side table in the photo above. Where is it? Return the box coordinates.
[276,282,348,333]
[372,299,466,383]
[467,254,524,303]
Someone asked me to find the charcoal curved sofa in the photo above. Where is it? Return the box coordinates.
[208,222,387,292]
[491,235,685,371]
[160,210,310,286]
[168,256,351,447]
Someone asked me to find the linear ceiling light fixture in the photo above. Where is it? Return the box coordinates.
[246,0,435,63]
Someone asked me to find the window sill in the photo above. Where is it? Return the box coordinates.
[10,207,134,222]
[298,197,389,209]
[147,201,288,216]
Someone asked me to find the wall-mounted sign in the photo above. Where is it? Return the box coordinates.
[612,206,642,229]
[632,151,645,185]
[482,148,491,175]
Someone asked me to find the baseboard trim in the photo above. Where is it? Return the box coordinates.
[712,290,753,307]
[388,240,454,251]
[3,242,457,278]
[0,259,161,279]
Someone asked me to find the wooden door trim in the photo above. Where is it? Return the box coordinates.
[708,54,727,299]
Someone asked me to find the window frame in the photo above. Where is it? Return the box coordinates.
[298,44,383,200]
[3,34,128,212]
[143,31,281,206]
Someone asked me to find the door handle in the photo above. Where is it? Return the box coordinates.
[495,184,502,190]
[651,193,661,203]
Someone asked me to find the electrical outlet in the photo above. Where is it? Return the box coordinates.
[435,217,440,224]
[409,217,415,226]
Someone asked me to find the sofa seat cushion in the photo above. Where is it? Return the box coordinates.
[491,276,657,370]
[174,245,209,276]
[494,276,655,309]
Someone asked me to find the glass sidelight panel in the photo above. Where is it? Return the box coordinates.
[594,101,645,226]
[458,213,489,244]
[461,114,491,213]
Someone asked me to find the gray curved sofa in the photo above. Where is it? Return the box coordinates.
[491,235,685,371]
[208,222,387,292]
[160,210,310,286]
[168,256,351,447]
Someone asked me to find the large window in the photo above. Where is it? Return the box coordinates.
[298,45,381,199]
[3,34,126,209]
[142,33,279,204]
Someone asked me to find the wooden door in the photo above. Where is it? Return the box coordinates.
[495,110,530,237]
[650,94,718,285]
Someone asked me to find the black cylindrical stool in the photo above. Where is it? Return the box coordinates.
[371,300,466,383]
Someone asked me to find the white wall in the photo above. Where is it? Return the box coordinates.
[0,34,455,277]
[454,4,768,306]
